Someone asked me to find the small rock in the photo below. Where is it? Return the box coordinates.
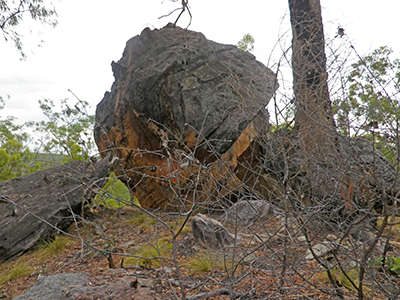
[138,278,153,288]
[13,271,158,300]
[12,273,89,300]
[305,242,336,260]
[157,266,173,274]
[349,227,375,243]
[326,234,338,241]
[121,239,136,248]
[191,214,234,249]
[297,235,307,242]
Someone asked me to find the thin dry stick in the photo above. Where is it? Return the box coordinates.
[159,0,192,28]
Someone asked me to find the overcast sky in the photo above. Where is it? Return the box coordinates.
[1,1,400,123]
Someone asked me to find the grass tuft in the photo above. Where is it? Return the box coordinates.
[187,252,214,273]
[127,211,157,227]
[124,237,172,268]
[38,235,73,258]
[0,263,33,285]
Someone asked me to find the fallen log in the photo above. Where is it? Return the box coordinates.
[0,158,112,262]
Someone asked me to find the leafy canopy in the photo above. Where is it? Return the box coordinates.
[333,46,400,165]
[0,101,41,181]
[334,46,400,137]
[0,96,95,182]
[32,97,95,163]
[0,0,57,57]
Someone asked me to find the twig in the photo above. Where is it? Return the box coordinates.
[186,288,230,300]
[159,0,192,28]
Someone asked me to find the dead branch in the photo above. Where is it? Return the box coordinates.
[159,0,192,28]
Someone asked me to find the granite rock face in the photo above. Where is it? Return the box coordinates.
[94,24,277,209]
[12,271,158,300]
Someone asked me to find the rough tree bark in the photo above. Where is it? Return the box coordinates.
[286,0,400,217]
[289,0,338,157]
[288,0,343,205]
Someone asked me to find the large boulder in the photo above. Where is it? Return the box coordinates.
[94,24,277,209]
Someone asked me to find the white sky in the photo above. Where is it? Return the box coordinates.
[1,0,400,123]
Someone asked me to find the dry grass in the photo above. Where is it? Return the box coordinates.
[0,262,33,286]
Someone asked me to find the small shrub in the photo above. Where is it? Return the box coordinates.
[375,256,400,275]
[94,172,136,209]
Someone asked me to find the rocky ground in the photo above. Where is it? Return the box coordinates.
[1,204,399,299]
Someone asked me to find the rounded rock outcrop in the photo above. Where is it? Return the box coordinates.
[94,24,277,209]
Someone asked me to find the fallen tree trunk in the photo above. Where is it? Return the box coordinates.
[0,158,112,263]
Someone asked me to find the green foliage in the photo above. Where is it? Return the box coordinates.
[33,97,95,163]
[0,96,94,182]
[334,46,400,138]
[386,256,400,275]
[332,46,400,166]
[270,123,294,132]
[0,106,42,181]
[0,0,58,58]
[362,132,399,166]
[95,172,133,209]
[237,33,255,52]
[375,256,400,275]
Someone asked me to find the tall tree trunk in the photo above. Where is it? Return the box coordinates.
[288,0,337,156]
[288,0,341,205]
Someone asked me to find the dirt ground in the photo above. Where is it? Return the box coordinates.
[1,205,398,299]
